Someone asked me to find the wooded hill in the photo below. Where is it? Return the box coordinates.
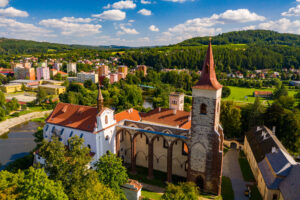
[0,38,128,55]
[178,30,300,47]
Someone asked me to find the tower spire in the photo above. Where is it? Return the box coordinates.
[97,66,104,112]
[193,39,222,90]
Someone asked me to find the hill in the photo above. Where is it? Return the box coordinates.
[178,30,300,46]
[0,38,129,55]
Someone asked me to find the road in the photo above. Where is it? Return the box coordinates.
[223,149,248,200]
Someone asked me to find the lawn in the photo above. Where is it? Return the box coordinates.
[223,86,298,104]
[141,190,162,200]
[238,151,255,182]
[128,166,186,188]
[221,176,234,200]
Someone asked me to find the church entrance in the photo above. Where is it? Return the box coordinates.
[196,176,204,190]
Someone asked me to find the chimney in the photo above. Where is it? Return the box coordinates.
[158,107,161,112]
[188,115,191,121]
[272,126,276,134]
[173,109,177,115]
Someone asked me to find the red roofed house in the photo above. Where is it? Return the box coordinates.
[36,41,224,195]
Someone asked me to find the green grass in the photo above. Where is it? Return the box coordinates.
[221,176,234,200]
[128,166,186,188]
[223,86,298,104]
[238,152,255,182]
[7,106,49,119]
[141,190,162,200]
[249,185,262,200]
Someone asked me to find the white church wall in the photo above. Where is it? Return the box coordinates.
[135,134,148,168]
[172,140,188,177]
[153,137,168,173]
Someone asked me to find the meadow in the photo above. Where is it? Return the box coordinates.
[223,86,298,104]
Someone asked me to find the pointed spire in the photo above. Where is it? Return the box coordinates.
[193,39,222,90]
[97,66,104,112]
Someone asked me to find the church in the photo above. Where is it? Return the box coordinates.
[36,41,224,195]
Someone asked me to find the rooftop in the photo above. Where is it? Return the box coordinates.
[140,108,191,129]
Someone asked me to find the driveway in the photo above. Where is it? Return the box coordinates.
[223,149,248,200]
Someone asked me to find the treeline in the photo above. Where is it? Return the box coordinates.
[120,44,300,71]
[178,30,300,46]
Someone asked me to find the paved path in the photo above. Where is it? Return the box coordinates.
[223,149,248,200]
[0,110,51,136]
[141,182,165,193]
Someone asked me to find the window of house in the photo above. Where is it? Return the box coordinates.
[45,125,49,131]
[184,161,188,171]
[87,144,91,149]
[182,142,188,156]
[105,115,108,124]
[200,104,207,115]
[272,194,278,200]
[105,135,109,141]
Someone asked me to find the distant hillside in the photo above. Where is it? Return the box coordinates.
[178,30,300,46]
[0,38,129,55]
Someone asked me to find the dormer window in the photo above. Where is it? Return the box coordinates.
[200,104,207,115]
[105,115,108,124]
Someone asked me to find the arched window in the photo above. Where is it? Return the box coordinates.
[200,104,207,115]
[105,115,108,124]
[272,194,278,200]
[87,144,91,149]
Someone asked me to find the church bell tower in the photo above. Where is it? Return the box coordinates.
[188,39,223,195]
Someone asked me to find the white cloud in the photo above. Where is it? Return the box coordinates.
[240,25,256,30]
[0,17,54,40]
[103,4,111,9]
[141,0,151,4]
[138,9,152,16]
[258,18,300,34]
[297,0,300,2]
[39,19,102,36]
[0,7,28,17]
[163,0,188,3]
[61,17,93,23]
[92,9,126,21]
[282,5,300,16]
[117,24,139,35]
[128,19,135,23]
[159,9,264,45]
[218,9,265,23]
[0,0,8,7]
[112,1,136,9]
[149,25,159,32]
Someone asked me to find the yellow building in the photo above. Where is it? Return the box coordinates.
[39,84,66,95]
[42,80,64,86]
[244,126,300,200]
[0,83,22,93]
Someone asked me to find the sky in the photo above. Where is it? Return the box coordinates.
[0,0,299,46]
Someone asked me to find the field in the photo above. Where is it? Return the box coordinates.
[223,86,298,104]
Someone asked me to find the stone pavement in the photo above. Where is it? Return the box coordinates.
[141,182,165,194]
[223,149,249,200]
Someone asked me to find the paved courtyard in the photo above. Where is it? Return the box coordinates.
[223,149,248,200]
[5,93,36,103]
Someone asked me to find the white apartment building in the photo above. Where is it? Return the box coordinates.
[77,72,98,83]
[67,63,77,74]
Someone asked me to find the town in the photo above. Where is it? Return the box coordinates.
[0,0,300,199]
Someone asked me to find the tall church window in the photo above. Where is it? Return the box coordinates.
[200,104,207,115]
[105,115,108,124]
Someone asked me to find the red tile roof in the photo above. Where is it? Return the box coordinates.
[140,108,191,129]
[115,108,140,122]
[193,41,222,90]
[46,102,98,132]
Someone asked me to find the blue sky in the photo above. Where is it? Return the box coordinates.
[0,0,299,46]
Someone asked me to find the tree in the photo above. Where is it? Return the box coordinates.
[84,79,93,89]
[0,167,68,200]
[0,107,6,121]
[273,84,288,99]
[276,96,295,110]
[54,73,62,81]
[220,101,242,138]
[161,182,199,200]
[39,136,118,199]
[222,86,231,98]
[94,151,128,198]
[36,87,47,105]
[102,77,110,89]
[0,90,5,107]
